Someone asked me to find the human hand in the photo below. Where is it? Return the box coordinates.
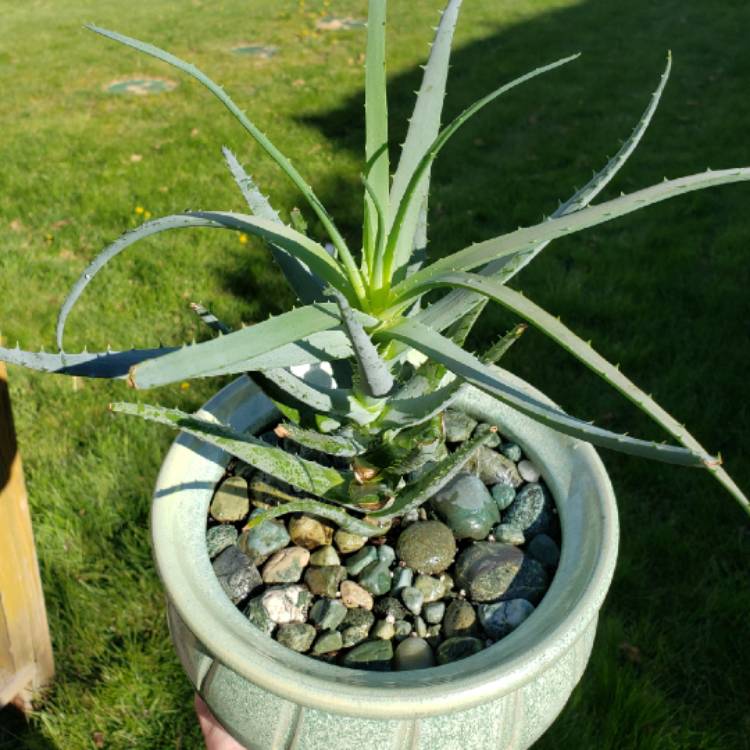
[194,694,248,750]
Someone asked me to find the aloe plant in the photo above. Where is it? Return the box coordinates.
[2,0,749,533]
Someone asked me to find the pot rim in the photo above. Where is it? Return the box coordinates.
[152,372,618,719]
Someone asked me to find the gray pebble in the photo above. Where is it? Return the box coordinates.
[393,620,412,641]
[503,482,555,538]
[394,637,435,670]
[444,410,478,442]
[244,595,275,636]
[340,608,375,647]
[210,475,249,522]
[454,542,523,602]
[374,596,407,621]
[517,460,541,483]
[371,619,396,640]
[401,586,424,616]
[238,511,291,565]
[443,599,479,638]
[527,534,561,568]
[466,446,523,487]
[414,574,446,603]
[212,545,262,603]
[436,636,484,665]
[261,584,313,624]
[414,616,428,638]
[424,601,446,625]
[478,599,535,639]
[206,524,238,559]
[309,544,341,567]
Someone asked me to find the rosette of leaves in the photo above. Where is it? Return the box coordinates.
[2,0,749,532]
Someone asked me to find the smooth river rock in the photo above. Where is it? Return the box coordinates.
[454,542,523,602]
[212,545,262,603]
[261,546,310,584]
[238,512,290,565]
[394,637,435,670]
[430,473,500,540]
[466,446,523,487]
[477,599,535,639]
[209,475,250,522]
[341,640,394,671]
[396,521,456,574]
[436,637,484,665]
[502,482,556,538]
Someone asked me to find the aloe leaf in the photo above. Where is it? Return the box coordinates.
[85,25,366,299]
[409,56,673,334]
[415,272,750,514]
[245,499,384,537]
[383,53,580,285]
[378,319,717,467]
[275,422,366,457]
[0,345,178,379]
[481,322,527,364]
[221,147,323,303]
[361,173,387,284]
[396,167,750,301]
[111,401,350,501]
[130,303,371,389]
[379,381,464,429]
[363,0,390,266]
[368,424,496,519]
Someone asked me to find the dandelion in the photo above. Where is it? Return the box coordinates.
[239,233,248,244]
[180,382,190,390]
[135,206,144,215]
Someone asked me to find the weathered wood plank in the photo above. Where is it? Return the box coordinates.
[0,362,54,711]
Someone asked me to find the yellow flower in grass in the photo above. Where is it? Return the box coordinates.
[134,206,144,215]
[239,233,249,244]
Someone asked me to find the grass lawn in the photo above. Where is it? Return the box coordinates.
[1,0,749,748]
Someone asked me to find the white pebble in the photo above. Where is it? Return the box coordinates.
[518,460,541,483]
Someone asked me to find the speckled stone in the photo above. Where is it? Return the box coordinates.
[206,524,238,559]
[528,534,561,568]
[478,599,535,639]
[340,580,374,610]
[414,574,446,604]
[358,560,392,596]
[309,598,348,630]
[212,545,262,603]
[344,545,377,575]
[436,636,484,665]
[371,619,396,640]
[374,596,407,621]
[309,545,340,567]
[491,484,517,512]
[503,482,556,538]
[518,460,541,483]
[394,637,435,671]
[401,586,424,616]
[443,599,479,638]
[261,546,310,584]
[289,515,333,549]
[454,542,523,602]
[396,521,456,574]
[238,513,291,566]
[244,595,275,635]
[210,475,249,522]
[312,630,343,655]
[466,446,523,487]
[430,474,500,540]
[493,523,525,546]
[333,529,366,554]
[500,442,523,462]
[340,608,375,647]
[423,601,446,625]
[444,410,478,442]
[341,640,393,671]
[304,565,346,598]
[391,566,414,593]
[276,623,316,652]
[260,584,313,624]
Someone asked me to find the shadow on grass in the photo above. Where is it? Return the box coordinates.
[0,706,57,750]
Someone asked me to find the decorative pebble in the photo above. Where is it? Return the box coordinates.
[500,443,522,462]
[425,624,442,648]
[393,620,412,640]
[206,524,238,559]
[491,484,516,512]
[304,565,346,598]
[334,529,366,554]
[518,460,541,483]
[371,619,396,640]
[414,574,445,603]
[358,559,392,596]
[340,608,375,647]
[312,630,343,655]
[430,473,500,540]
[210,475,250,522]
[212,546,263,603]
[527,534,561,568]
[276,623,316,652]
[341,640,393,671]
[261,584,313,624]
[503,483,556,538]
[340,580,374,610]
[444,410,478,442]
[396,521,456,574]
[262,546,310,584]
[423,601,446,625]
[345,545,377,575]
[493,523,525,545]
[391,566,413,593]
[414,616,428,638]
[478,599,535,639]
[289,515,333,549]
[309,598,348,630]
[377,544,396,566]
[454,542,523,602]
[466,446,523,487]
[436,636,484,665]
[443,599,479,638]
[238,512,290,565]
[394,637,435,670]
[374,596,407,621]
[309,545,340,567]
[244,595,275,635]
[505,556,549,604]
[401,586,424,616]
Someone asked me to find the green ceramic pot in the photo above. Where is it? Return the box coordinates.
[152,372,618,749]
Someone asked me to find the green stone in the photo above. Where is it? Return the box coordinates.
[238,513,290,565]
[345,545,377,575]
[500,443,523,462]
[309,598,348,630]
[371,619,395,640]
[396,521,456,575]
[443,599,479,638]
[424,601,446,624]
[431,473,499,540]
[206,524,238,559]
[312,630,343,655]
[210,475,250,522]
[261,546,309,584]
[309,545,340,566]
[414,574,445,603]
[444,410,478,442]
[303,565,346,598]
[401,586,424,616]
[493,523,525,545]
[466,446,522,487]
[373,596,407,621]
[436,636,484,665]
[334,529,366,554]
[491,484,517,512]
[393,620,412,640]
[454,542,523,602]
[340,608,374,647]
[276,623,316,652]
[244,596,275,636]
[358,560,392,596]
[341,640,393,671]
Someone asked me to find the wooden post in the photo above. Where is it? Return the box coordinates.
[0,362,54,711]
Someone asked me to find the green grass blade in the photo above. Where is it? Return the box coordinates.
[111,402,349,501]
[378,319,716,467]
[395,167,750,300]
[363,0,390,266]
[382,53,580,286]
[85,24,366,302]
[221,147,324,303]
